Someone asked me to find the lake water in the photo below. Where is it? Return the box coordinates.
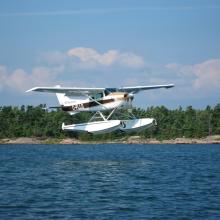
[0,144,220,219]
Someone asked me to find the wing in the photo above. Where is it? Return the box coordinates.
[26,86,105,96]
[26,84,174,95]
[117,84,174,94]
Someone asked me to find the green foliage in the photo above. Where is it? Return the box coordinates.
[0,104,219,140]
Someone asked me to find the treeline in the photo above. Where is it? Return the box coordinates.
[0,104,220,140]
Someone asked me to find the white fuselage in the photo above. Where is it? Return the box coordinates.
[60,92,132,114]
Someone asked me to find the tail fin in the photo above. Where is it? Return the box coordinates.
[56,93,72,105]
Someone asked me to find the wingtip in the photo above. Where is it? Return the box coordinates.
[25,87,39,92]
[25,88,33,93]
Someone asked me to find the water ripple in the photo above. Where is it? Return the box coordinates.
[0,144,220,219]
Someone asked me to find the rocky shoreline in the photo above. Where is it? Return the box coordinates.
[0,135,220,145]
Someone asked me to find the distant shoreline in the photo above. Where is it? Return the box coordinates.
[1,135,220,145]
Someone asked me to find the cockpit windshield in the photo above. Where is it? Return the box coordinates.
[104,88,117,96]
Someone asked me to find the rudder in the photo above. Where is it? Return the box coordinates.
[56,93,72,105]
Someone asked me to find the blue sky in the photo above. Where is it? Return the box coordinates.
[0,0,220,108]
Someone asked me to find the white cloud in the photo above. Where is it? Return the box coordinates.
[1,66,63,92]
[166,59,220,91]
[67,47,145,68]
[1,6,219,17]
[0,47,146,93]
[165,63,194,76]
[192,59,220,89]
[6,68,30,91]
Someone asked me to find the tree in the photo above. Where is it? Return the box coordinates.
[0,104,219,140]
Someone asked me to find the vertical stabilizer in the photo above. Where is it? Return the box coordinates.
[56,93,72,105]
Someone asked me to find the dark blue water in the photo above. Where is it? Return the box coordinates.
[0,144,220,219]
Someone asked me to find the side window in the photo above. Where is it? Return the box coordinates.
[91,93,103,100]
[96,93,103,99]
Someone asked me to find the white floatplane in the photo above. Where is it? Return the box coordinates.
[26,84,174,134]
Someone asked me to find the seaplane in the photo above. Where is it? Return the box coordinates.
[26,84,174,134]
